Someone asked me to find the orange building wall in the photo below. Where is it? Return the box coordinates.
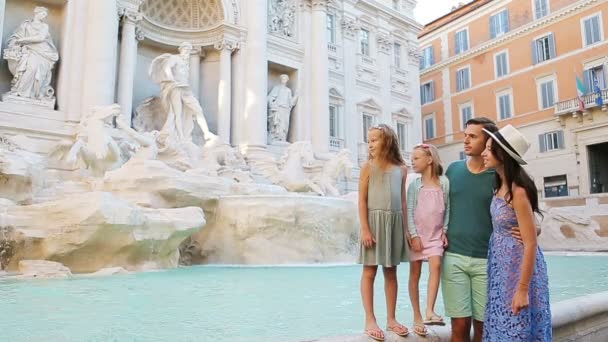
[420,0,608,144]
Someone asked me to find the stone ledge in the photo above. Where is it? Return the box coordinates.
[309,291,608,342]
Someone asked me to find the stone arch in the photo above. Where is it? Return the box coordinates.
[141,0,239,29]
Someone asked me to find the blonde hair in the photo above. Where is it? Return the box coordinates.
[413,143,443,178]
[368,124,404,165]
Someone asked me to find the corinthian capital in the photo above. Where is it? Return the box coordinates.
[309,0,334,10]
[214,39,239,52]
[376,33,392,54]
[341,17,359,40]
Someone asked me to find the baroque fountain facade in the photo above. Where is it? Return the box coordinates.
[0,0,424,274]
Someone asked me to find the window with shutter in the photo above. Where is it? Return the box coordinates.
[540,130,565,152]
[534,0,549,19]
[498,92,512,120]
[490,10,510,38]
[539,80,555,109]
[424,115,435,140]
[456,68,471,92]
[583,15,603,46]
[495,51,509,78]
[534,34,555,63]
[455,29,469,54]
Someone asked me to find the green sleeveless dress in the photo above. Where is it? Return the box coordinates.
[358,164,409,266]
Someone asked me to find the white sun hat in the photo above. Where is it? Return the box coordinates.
[482,124,530,165]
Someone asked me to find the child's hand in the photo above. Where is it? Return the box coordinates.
[361,230,376,248]
[441,233,448,247]
[411,237,423,252]
[511,288,529,315]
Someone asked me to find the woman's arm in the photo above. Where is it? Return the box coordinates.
[442,177,450,232]
[512,185,537,292]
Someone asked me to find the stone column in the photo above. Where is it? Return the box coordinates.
[238,0,268,148]
[116,9,142,124]
[376,32,393,124]
[310,0,330,154]
[215,40,236,145]
[0,0,6,59]
[189,47,202,101]
[407,41,423,146]
[80,0,120,114]
[57,0,88,120]
[293,2,312,142]
[230,33,245,145]
[341,16,360,161]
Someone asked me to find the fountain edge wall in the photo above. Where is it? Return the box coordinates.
[309,291,608,342]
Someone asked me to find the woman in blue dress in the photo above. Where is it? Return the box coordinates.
[480,125,552,341]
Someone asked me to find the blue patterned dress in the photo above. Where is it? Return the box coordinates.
[483,196,552,341]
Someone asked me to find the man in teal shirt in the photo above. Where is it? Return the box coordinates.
[442,117,497,342]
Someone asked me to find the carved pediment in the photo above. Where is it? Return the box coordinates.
[357,98,382,112]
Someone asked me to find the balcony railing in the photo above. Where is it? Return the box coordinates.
[554,88,608,116]
[327,43,337,54]
[329,136,344,151]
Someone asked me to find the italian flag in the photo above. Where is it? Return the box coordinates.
[576,75,587,111]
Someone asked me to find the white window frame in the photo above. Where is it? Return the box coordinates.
[580,12,604,47]
[424,113,436,140]
[362,112,375,143]
[454,28,470,54]
[536,74,558,110]
[494,49,510,79]
[395,121,407,151]
[326,13,336,45]
[360,29,370,56]
[393,42,402,68]
[329,104,341,138]
[459,101,474,131]
[456,65,471,92]
[532,0,550,20]
[496,88,514,121]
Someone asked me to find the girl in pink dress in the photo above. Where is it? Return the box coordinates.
[406,143,450,336]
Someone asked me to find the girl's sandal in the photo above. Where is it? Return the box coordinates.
[386,323,409,337]
[413,322,429,337]
[364,328,385,341]
[424,314,446,326]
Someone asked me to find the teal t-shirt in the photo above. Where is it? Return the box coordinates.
[445,160,495,258]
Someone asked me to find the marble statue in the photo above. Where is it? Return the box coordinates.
[148,42,216,144]
[311,149,354,197]
[267,74,298,142]
[268,0,296,38]
[115,116,159,164]
[51,104,124,176]
[3,6,59,106]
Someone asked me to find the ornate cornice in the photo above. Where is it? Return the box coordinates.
[376,33,392,54]
[420,0,599,75]
[310,0,335,10]
[407,40,421,65]
[341,16,360,40]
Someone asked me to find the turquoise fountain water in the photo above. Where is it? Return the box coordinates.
[1,254,607,342]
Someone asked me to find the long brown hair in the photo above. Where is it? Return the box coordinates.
[368,124,405,165]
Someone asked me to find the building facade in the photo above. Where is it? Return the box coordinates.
[419,0,608,197]
[0,0,422,174]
